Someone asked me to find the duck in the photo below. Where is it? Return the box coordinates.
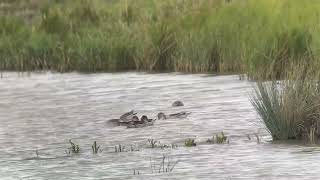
[119,110,137,122]
[127,115,155,128]
[157,111,191,120]
[106,110,137,126]
[172,101,184,107]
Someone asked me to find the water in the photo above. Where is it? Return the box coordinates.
[0,72,319,179]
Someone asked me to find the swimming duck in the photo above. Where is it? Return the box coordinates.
[119,110,137,122]
[106,110,137,126]
[172,101,184,107]
[157,111,191,120]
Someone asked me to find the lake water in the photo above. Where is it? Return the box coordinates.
[0,72,319,179]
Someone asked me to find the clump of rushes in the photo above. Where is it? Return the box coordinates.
[216,132,228,144]
[147,139,178,149]
[92,141,102,154]
[114,144,139,152]
[251,64,320,143]
[66,140,80,154]
[114,144,125,152]
[159,143,178,150]
[156,155,179,173]
[134,155,179,175]
[0,0,318,78]
[184,139,196,147]
[206,132,228,144]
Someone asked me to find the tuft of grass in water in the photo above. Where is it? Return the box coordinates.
[184,139,196,147]
[35,149,39,159]
[148,139,159,148]
[206,132,229,144]
[147,139,178,149]
[92,141,102,154]
[216,132,228,144]
[251,64,320,142]
[133,155,179,175]
[133,169,140,175]
[159,143,178,150]
[66,140,80,154]
[156,155,178,173]
[114,144,139,153]
[114,144,125,153]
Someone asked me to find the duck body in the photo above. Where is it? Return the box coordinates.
[168,111,191,118]
[172,101,184,107]
[157,111,191,120]
[119,110,137,122]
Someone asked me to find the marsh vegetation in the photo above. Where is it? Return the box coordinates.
[251,66,320,143]
[0,0,318,79]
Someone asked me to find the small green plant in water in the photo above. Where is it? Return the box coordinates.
[206,132,228,144]
[92,141,102,154]
[159,143,178,149]
[133,169,140,175]
[133,155,178,175]
[115,144,125,152]
[254,134,260,144]
[114,144,139,152]
[184,139,196,147]
[148,139,159,148]
[216,132,228,144]
[66,139,80,154]
[35,149,39,158]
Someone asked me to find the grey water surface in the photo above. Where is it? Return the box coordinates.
[0,72,318,180]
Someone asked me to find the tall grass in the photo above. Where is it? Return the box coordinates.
[251,65,320,142]
[0,0,319,78]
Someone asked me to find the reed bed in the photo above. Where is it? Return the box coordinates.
[0,0,318,78]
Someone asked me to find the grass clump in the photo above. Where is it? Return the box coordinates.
[133,155,179,175]
[251,66,320,143]
[114,144,126,153]
[147,139,159,148]
[114,144,139,153]
[66,140,80,154]
[184,139,196,147]
[92,141,102,154]
[206,132,228,144]
[147,139,178,149]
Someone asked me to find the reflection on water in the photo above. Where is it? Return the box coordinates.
[0,72,319,179]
